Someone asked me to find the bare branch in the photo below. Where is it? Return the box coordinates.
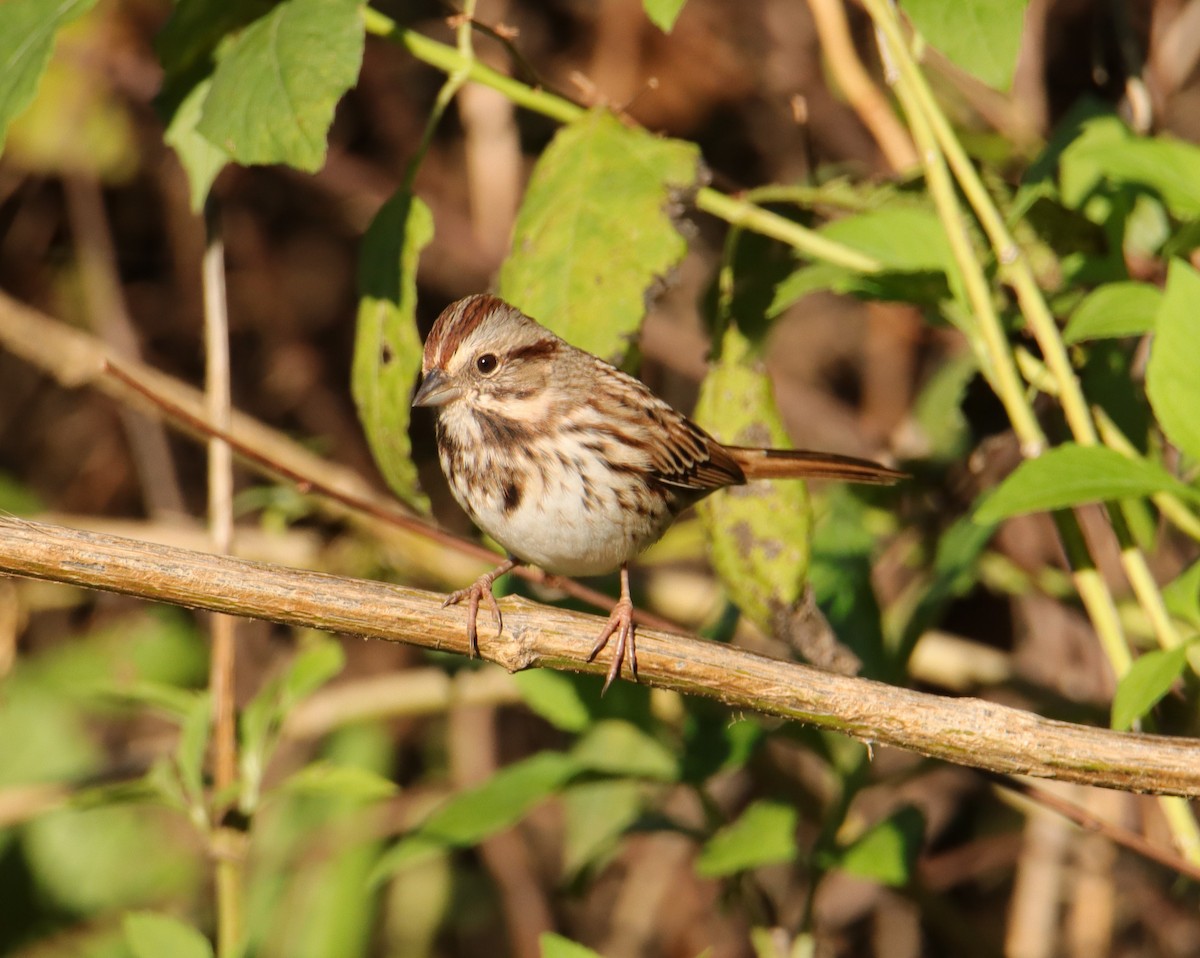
[1,516,1198,797]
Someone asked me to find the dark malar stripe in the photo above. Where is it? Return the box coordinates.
[473,408,534,447]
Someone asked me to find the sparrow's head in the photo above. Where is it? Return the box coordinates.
[413,295,561,409]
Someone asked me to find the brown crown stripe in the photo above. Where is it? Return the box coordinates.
[430,294,508,369]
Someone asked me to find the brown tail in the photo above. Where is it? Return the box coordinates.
[727,447,905,485]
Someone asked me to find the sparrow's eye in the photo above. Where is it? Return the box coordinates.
[475,353,499,375]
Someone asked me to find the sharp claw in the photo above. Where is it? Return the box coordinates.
[443,559,518,659]
[485,590,504,638]
[592,596,636,695]
[466,587,480,658]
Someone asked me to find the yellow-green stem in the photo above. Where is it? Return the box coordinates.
[363,8,883,274]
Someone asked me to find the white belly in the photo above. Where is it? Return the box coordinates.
[438,417,672,576]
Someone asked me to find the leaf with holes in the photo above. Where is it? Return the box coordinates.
[354,190,434,511]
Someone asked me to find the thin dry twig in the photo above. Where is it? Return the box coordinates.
[2,515,1199,798]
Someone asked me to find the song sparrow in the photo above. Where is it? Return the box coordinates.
[413,295,903,692]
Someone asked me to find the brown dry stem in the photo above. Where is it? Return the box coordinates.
[2,516,1199,798]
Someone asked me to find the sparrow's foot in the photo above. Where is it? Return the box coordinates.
[587,566,638,694]
[443,558,517,657]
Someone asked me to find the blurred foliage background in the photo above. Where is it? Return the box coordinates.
[1,0,1199,956]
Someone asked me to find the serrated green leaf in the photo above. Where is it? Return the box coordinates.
[563,779,643,875]
[163,77,228,213]
[541,932,604,958]
[0,0,99,152]
[353,190,433,511]
[836,805,925,887]
[695,800,798,877]
[275,761,397,801]
[694,325,812,634]
[1147,260,1200,462]
[498,109,699,362]
[643,0,687,32]
[125,912,214,958]
[570,719,678,781]
[421,751,579,845]
[195,0,363,172]
[514,670,593,732]
[974,444,1200,524]
[1063,281,1161,344]
[1111,644,1191,730]
[1163,559,1200,630]
[905,0,1029,90]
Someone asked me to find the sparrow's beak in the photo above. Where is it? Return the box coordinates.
[412,369,461,407]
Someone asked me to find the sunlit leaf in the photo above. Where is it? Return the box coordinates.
[0,0,99,152]
[196,0,364,172]
[498,109,699,363]
[421,751,579,845]
[571,719,678,781]
[353,190,434,510]
[695,800,798,877]
[514,670,593,732]
[275,761,398,801]
[125,912,214,958]
[563,780,643,875]
[1163,559,1200,631]
[905,0,1029,90]
[974,444,1200,523]
[541,933,604,958]
[1111,644,1191,731]
[643,0,687,32]
[1147,260,1200,462]
[163,77,228,212]
[694,325,812,635]
[835,805,925,887]
[1062,282,1160,344]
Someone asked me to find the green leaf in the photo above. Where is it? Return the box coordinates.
[420,751,579,845]
[163,77,228,213]
[514,670,593,732]
[0,0,99,152]
[694,325,812,634]
[275,761,398,801]
[1062,282,1161,344]
[643,0,687,32]
[353,190,433,510]
[770,206,953,314]
[125,912,214,958]
[904,0,1029,90]
[371,751,579,884]
[1071,134,1200,219]
[195,0,364,172]
[695,800,798,877]
[541,932,604,958]
[1163,559,1200,630]
[570,719,678,781]
[974,444,1200,524]
[1147,260,1200,462]
[498,109,700,362]
[563,780,643,875]
[836,805,925,887]
[1111,644,1191,730]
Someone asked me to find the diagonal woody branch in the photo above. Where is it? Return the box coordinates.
[2,516,1198,797]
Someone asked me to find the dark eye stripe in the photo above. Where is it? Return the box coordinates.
[506,339,558,362]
